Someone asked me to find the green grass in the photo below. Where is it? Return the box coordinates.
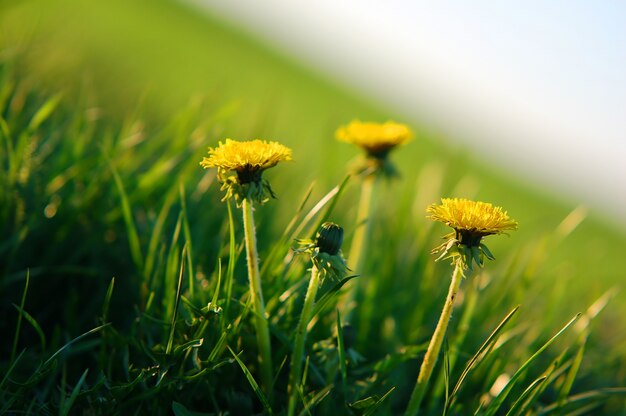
[2,0,626,414]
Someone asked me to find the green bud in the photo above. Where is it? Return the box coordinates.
[316,222,344,255]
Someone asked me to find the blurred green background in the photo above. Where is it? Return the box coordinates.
[4,0,623,304]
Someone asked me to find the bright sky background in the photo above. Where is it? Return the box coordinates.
[190,0,626,225]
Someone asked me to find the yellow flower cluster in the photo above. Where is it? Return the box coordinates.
[426,198,517,270]
[200,139,292,175]
[427,198,518,237]
[200,139,292,204]
[336,120,412,157]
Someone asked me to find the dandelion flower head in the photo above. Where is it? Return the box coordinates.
[201,139,292,181]
[336,120,412,158]
[427,198,517,270]
[427,198,517,242]
[200,139,292,204]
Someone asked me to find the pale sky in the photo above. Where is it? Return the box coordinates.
[190,0,626,225]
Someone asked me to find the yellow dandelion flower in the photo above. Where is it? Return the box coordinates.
[406,199,517,414]
[427,198,517,242]
[427,198,518,269]
[336,120,412,158]
[201,138,292,182]
[200,139,292,204]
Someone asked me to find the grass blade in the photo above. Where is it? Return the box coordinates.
[27,93,62,131]
[0,349,25,392]
[11,269,30,361]
[363,387,396,416]
[144,188,177,282]
[504,375,547,416]
[539,388,626,415]
[483,313,581,416]
[108,157,144,270]
[179,182,195,297]
[12,303,46,351]
[223,200,239,320]
[59,368,89,416]
[228,346,273,415]
[309,174,351,239]
[336,310,348,390]
[297,384,333,416]
[102,277,115,324]
[310,275,358,324]
[166,244,187,355]
[447,305,520,412]
[43,323,110,370]
[289,176,350,243]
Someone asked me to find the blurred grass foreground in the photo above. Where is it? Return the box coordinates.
[2,0,626,414]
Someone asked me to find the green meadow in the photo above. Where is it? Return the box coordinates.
[1,0,625,414]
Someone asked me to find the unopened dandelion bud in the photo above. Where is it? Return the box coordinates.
[316,222,344,255]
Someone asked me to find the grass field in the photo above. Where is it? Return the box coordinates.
[2,0,626,414]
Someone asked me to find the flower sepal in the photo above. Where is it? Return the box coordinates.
[350,155,400,179]
[432,236,496,273]
[218,169,276,206]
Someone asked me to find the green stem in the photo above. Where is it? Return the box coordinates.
[405,261,464,416]
[431,277,478,403]
[343,175,375,317]
[348,175,375,272]
[288,265,321,416]
[242,198,273,398]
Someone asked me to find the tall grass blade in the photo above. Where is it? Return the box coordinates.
[166,245,187,355]
[0,349,25,392]
[446,305,520,412]
[43,324,111,370]
[289,176,350,242]
[224,200,238,319]
[179,182,195,297]
[310,275,358,324]
[102,277,115,324]
[144,189,177,282]
[297,384,333,416]
[483,313,581,416]
[336,310,348,390]
[108,158,144,270]
[538,388,626,415]
[27,93,61,131]
[309,175,351,239]
[210,258,223,315]
[228,346,273,415]
[59,368,89,416]
[11,269,30,361]
[504,375,547,416]
[363,387,396,416]
[11,304,46,351]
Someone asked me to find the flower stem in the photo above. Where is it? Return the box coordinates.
[405,261,464,416]
[242,198,273,398]
[288,265,321,416]
[343,175,375,317]
[349,175,375,272]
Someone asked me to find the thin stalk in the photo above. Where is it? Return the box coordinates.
[431,276,478,403]
[405,261,464,416]
[242,198,273,398]
[288,265,321,416]
[343,175,375,316]
[348,175,375,272]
